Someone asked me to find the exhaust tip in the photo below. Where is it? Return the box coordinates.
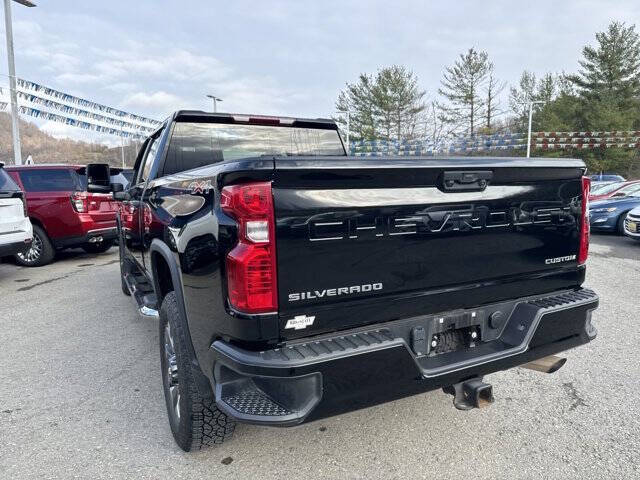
[521,355,567,374]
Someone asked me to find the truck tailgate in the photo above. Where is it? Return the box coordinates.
[272,157,587,339]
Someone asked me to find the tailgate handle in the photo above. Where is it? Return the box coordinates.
[442,171,492,192]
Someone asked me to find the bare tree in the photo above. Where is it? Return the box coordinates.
[484,63,506,132]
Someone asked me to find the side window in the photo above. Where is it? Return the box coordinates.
[18,169,76,192]
[163,122,224,176]
[138,136,160,184]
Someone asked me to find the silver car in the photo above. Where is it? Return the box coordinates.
[623,205,640,241]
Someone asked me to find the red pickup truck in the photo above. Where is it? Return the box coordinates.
[6,164,121,266]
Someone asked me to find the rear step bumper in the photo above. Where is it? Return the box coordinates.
[210,288,598,426]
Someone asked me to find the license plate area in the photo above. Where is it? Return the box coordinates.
[410,310,484,357]
[430,325,481,356]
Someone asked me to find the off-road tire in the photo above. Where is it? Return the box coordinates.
[82,242,113,254]
[159,291,235,451]
[14,225,55,267]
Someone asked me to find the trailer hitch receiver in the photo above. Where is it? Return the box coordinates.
[443,377,494,410]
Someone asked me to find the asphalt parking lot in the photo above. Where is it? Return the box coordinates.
[1,234,639,480]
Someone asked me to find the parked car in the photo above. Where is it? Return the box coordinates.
[0,163,32,258]
[95,111,598,451]
[589,173,625,182]
[623,206,640,241]
[5,164,123,266]
[589,181,616,193]
[589,190,640,234]
[589,180,640,202]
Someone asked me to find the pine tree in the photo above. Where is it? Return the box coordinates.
[335,74,378,141]
[371,66,426,141]
[335,66,426,142]
[508,70,538,130]
[567,21,640,102]
[437,48,491,136]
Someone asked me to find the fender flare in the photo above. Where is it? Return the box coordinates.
[149,239,186,317]
[149,239,212,396]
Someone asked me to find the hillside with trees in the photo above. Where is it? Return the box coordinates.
[0,113,139,167]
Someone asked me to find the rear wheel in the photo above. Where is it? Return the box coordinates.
[160,291,235,451]
[15,225,55,267]
[82,241,113,254]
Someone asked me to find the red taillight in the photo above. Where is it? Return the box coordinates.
[221,182,278,313]
[71,193,87,213]
[578,176,590,265]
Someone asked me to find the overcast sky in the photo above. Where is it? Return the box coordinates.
[1,0,639,142]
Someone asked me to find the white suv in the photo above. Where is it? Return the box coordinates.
[623,205,640,241]
[0,163,33,258]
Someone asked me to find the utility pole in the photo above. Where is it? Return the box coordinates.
[3,0,36,165]
[206,94,222,113]
[120,126,125,168]
[526,100,545,158]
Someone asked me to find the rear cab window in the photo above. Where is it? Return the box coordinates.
[17,169,80,192]
[162,121,345,176]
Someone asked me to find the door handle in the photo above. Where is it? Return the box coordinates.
[441,171,493,192]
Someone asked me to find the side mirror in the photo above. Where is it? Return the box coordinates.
[111,183,128,201]
[86,163,111,193]
[113,191,129,201]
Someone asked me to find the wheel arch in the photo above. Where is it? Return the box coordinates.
[617,210,632,233]
[149,239,184,313]
[150,239,212,396]
[28,216,46,231]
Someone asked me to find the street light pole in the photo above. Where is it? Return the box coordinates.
[206,94,222,113]
[3,0,36,165]
[120,126,125,168]
[526,100,545,158]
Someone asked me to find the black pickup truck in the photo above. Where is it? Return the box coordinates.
[95,111,598,451]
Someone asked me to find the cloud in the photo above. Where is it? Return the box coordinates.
[3,16,307,138]
[9,0,638,147]
[120,91,184,115]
